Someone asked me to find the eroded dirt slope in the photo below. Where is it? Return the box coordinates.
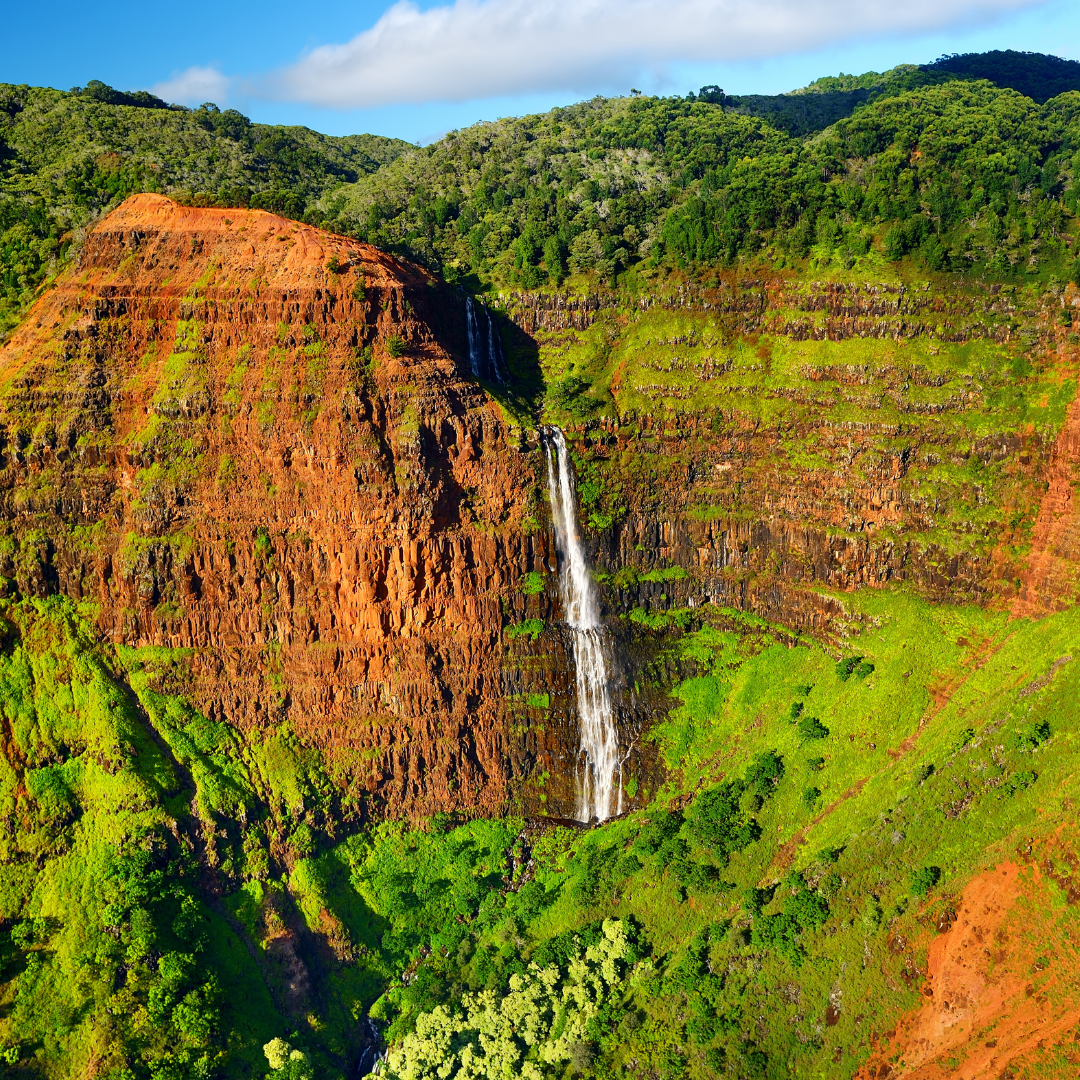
[859,849,1080,1079]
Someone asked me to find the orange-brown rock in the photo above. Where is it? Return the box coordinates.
[857,860,1080,1079]
[1013,388,1080,617]
[0,194,579,817]
[5,194,1066,825]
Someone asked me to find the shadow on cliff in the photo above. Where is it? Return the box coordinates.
[491,307,544,422]
[421,282,545,423]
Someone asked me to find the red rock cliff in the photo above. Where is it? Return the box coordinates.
[0,194,578,816]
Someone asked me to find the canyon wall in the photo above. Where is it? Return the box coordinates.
[1,195,1074,821]
[0,194,586,817]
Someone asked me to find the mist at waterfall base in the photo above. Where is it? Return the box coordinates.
[465,297,508,383]
[542,427,623,823]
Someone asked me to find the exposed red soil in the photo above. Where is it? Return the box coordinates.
[1013,382,1080,618]
[857,860,1080,1079]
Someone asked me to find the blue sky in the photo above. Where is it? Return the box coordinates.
[4,0,1080,144]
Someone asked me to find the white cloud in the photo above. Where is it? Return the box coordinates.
[151,66,232,107]
[271,0,1045,108]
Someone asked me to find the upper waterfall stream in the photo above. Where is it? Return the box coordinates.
[543,427,622,822]
[465,296,507,383]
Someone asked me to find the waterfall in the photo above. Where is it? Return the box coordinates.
[543,427,622,823]
[465,296,483,379]
[464,296,508,383]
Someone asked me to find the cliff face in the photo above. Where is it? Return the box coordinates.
[2,195,1075,825]
[0,194,581,817]
[501,273,1079,623]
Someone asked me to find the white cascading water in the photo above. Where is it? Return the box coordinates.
[543,427,622,822]
[465,296,483,378]
[464,296,506,383]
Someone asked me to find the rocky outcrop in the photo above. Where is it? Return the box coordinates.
[0,195,575,817]
[497,279,1025,345]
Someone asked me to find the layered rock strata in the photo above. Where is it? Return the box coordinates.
[2,194,1074,823]
[0,195,573,816]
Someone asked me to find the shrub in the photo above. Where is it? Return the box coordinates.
[862,896,883,928]
[909,866,942,896]
[803,786,821,808]
[750,886,829,965]
[743,885,776,915]
[265,1039,314,1080]
[807,756,825,772]
[953,727,976,752]
[1005,769,1038,795]
[385,334,407,357]
[25,766,75,823]
[745,751,785,800]
[254,526,272,561]
[836,656,873,681]
[1010,720,1051,752]
[520,571,545,595]
[506,618,544,641]
[672,857,721,893]
[291,823,315,859]
[687,782,761,862]
[704,1047,728,1072]
[788,701,804,720]
[797,716,829,741]
[633,810,683,858]
[549,374,595,418]
[216,454,237,488]
[835,656,861,681]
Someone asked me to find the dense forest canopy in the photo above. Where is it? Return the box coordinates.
[5,50,1080,338]
[325,77,1080,290]
[926,48,1080,103]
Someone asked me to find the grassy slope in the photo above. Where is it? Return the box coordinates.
[1,582,1077,1079]
[355,592,1080,1080]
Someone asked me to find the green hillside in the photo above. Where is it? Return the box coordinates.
[0,81,412,335]
[3,589,1077,1079]
[324,77,1080,290]
[2,49,1080,1080]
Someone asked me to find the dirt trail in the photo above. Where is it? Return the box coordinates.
[1013,384,1080,618]
[857,860,1080,1079]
